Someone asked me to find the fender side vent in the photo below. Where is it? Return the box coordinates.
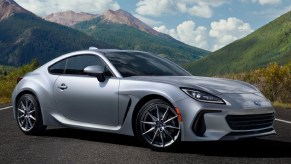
[122,98,132,124]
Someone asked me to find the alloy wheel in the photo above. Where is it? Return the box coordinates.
[139,102,180,148]
[17,96,37,132]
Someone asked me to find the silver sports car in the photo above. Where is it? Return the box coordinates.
[12,48,276,150]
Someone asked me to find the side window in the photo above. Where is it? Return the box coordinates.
[65,55,113,76]
[48,59,67,74]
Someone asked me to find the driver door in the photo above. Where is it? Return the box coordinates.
[53,54,119,126]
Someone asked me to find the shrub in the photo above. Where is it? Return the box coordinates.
[0,59,38,104]
[221,62,291,103]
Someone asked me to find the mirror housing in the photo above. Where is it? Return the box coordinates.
[84,65,106,82]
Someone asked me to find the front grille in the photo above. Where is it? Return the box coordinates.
[226,113,275,130]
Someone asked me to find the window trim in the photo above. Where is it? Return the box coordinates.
[48,54,116,77]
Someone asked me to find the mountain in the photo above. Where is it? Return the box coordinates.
[71,9,209,64]
[0,0,30,20]
[0,0,112,66]
[185,11,291,76]
[101,9,159,36]
[43,10,98,26]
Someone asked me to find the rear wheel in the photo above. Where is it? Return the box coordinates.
[16,94,46,135]
[135,99,181,150]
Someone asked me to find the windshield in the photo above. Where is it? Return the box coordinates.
[104,52,191,77]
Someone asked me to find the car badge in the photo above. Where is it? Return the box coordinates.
[254,101,261,106]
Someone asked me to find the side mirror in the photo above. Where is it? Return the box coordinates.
[84,65,106,82]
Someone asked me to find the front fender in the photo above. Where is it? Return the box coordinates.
[116,79,188,135]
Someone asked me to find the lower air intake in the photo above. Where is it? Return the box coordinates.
[226,113,275,130]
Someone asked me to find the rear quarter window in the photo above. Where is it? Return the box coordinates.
[48,59,67,74]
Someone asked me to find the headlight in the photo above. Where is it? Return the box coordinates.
[181,88,225,104]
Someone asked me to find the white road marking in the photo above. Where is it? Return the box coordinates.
[275,118,291,125]
[0,106,13,111]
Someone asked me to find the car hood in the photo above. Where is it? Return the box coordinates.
[125,76,258,95]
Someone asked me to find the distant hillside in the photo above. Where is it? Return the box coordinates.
[0,0,112,66]
[185,11,291,76]
[72,9,208,64]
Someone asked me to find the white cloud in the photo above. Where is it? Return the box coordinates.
[177,2,213,18]
[136,0,227,18]
[136,0,175,17]
[14,0,120,16]
[152,17,254,51]
[154,25,179,38]
[181,0,228,7]
[209,17,253,51]
[258,0,281,5]
[183,2,212,18]
[133,14,162,27]
[241,0,281,5]
[154,20,209,50]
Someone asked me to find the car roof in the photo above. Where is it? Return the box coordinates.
[88,49,149,54]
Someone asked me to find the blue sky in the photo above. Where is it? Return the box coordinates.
[15,0,291,51]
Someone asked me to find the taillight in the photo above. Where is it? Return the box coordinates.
[17,77,23,84]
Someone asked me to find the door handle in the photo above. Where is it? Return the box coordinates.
[58,83,68,90]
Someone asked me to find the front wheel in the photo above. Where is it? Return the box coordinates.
[135,99,181,150]
[16,94,46,135]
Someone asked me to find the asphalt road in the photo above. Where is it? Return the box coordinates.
[1,104,291,164]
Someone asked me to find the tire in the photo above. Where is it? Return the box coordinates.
[135,99,181,150]
[16,94,46,135]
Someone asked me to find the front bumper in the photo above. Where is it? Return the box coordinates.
[175,96,276,142]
